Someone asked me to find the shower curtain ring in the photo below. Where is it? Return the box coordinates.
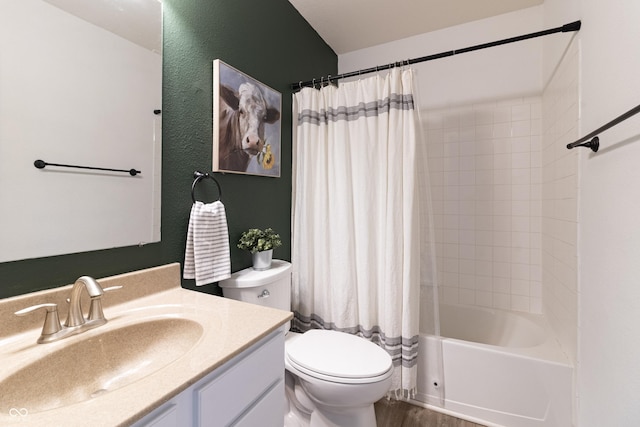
[320,76,324,87]
[327,75,332,86]
[312,78,316,88]
[299,81,302,89]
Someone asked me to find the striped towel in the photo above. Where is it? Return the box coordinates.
[183,201,231,286]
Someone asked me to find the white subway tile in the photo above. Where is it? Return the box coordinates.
[512,152,531,169]
[511,279,530,296]
[493,293,511,310]
[459,156,476,171]
[459,230,476,245]
[512,120,532,137]
[512,104,531,122]
[476,124,494,140]
[443,287,459,305]
[494,153,512,169]
[444,243,459,259]
[494,106,511,123]
[460,259,476,274]
[459,274,476,289]
[493,263,511,280]
[530,297,543,313]
[444,130,460,144]
[493,246,512,263]
[475,277,493,292]
[511,295,530,312]
[511,247,530,264]
[494,123,511,138]
[459,289,476,305]
[476,291,493,307]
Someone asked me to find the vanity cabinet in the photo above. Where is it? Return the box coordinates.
[133,330,284,427]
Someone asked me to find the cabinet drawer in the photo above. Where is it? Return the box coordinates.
[232,379,284,427]
[195,332,284,426]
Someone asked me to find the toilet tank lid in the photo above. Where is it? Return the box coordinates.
[219,259,291,288]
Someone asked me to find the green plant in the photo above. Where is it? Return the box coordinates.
[237,228,282,254]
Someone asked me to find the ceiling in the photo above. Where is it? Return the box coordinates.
[44,0,162,52]
[287,0,544,54]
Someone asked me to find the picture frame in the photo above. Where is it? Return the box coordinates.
[212,59,282,177]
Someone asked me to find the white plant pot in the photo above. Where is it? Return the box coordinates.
[251,249,273,270]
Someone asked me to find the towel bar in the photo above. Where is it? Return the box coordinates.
[191,171,222,203]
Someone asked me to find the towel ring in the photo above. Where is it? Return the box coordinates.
[191,171,222,203]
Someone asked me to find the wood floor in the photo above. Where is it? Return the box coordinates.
[374,399,486,427]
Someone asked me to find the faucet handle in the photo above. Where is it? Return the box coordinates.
[87,285,122,322]
[15,303,62,340]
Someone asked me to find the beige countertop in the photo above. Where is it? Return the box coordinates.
[0,263,292,426]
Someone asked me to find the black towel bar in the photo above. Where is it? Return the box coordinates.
[567,103,640,152]
[34,159,140,176]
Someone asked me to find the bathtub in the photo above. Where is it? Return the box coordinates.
[413,304,573,427]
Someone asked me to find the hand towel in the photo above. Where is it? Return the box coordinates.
[183,201,231,285]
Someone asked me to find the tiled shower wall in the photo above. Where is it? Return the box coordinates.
[424,96,543,313]
[541,38,580,363]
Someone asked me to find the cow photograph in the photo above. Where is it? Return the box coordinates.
[213,60,281,177]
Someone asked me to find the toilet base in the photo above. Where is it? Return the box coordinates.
[284,371,380,427]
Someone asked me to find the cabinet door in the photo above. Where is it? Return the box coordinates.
[232,379,284,427]
[140,403,179,427]
[195,333,284,426]
[131,384,192,426]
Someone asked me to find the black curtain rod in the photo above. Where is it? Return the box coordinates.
[291,20,581,90]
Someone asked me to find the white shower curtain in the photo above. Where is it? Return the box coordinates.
[291,68,422,396]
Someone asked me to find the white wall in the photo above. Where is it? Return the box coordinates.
[543,0,640,423]
[570,0,640,425]
[339,7,544,110]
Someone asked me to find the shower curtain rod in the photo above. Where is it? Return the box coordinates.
[291,20,581,90]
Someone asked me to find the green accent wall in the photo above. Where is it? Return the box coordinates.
[0,0,337,299]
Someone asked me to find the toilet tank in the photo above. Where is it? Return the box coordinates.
[219,259,292,314]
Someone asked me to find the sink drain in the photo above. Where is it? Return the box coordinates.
[90,389,109,398]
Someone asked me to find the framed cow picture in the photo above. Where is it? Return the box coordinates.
[212,60,282,177]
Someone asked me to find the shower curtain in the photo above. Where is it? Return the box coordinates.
[291,68,430,396]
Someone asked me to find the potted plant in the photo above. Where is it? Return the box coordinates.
[237,227,282,270]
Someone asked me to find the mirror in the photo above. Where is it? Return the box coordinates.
[0,0,162,262]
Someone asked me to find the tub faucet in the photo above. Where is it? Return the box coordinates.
[65,276,104,327]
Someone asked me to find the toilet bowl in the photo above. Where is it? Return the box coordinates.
[219,260,393,427]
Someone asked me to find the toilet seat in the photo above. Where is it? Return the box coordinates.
[286,330,393,385]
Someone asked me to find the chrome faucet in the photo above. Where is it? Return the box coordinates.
[15,276,120,344]
[65,276,105,327]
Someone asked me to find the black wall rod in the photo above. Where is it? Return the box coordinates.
[291,20,581,90]
[566,103,640,153]
[34,159,141,176]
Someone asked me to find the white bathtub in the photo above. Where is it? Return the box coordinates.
[413,304,573,427]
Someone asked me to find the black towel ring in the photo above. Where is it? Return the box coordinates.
[191,171,222,203]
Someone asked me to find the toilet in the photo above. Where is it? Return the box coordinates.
[219,260,393,427]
